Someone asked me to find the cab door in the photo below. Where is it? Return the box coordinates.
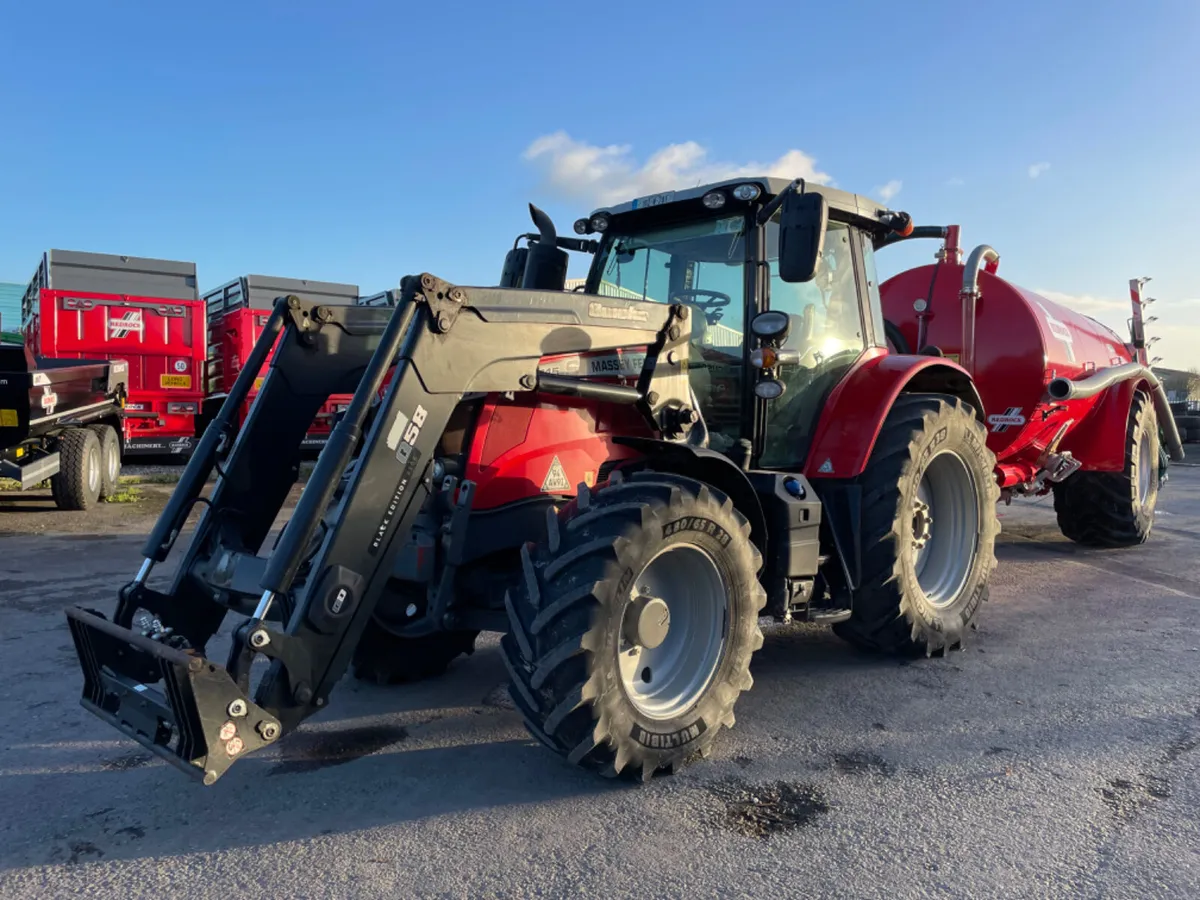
[756,216,869,469]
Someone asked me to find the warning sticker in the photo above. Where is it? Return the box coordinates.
[541,456,571,492]
[0,409,17,427]
[160,374,192,389]
[817,458,834,474]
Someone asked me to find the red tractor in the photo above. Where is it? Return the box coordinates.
[66,178,1074,785]
[879,225,1183,546]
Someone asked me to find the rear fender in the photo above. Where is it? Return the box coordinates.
[611,436,768,559]
[1057,379,1143,472]
[803,350,985,480]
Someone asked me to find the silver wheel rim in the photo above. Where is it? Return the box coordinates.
[618,544,728,720]
[1137,430,1153,505]
[912,451,979,609]
[87,448,100,494]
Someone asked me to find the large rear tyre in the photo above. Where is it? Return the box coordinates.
[86,424,122,499]
[502,471,766,781]
[50,428,103,511]
[833,394,1000,656]
[1053,392,1159,547]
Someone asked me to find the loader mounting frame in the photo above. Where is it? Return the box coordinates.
[65,274,695,784]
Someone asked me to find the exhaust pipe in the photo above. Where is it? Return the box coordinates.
[1048,363,1185,462]
[959,245,999,377]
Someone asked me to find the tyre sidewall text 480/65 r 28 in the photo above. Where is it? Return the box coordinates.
[503,470,766,781]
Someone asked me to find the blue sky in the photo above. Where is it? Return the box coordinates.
[2,0,1197,368]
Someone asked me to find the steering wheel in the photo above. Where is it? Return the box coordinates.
[670,288,732,324]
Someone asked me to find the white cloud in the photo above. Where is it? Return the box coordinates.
[1028,162,1051,179]
[522,132,832,206]
[945,176,965,188]
[873,180,902,203]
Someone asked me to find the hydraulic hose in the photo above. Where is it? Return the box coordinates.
[959,245,999,377]
[1047,363,1185,462]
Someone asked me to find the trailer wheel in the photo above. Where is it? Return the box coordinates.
[1053,392,1159,547]
[50,428,103,511]
[502,471,766,781]
[86,424,122,499]
[833,395,1000,656]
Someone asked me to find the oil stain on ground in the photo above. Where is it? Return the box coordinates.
[829,750,894,777]
[710,779,830,839]
[1099,774,1171,819]
[101,751,154,771]
[268,723,409,776]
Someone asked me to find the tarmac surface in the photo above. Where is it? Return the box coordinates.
[1,466,1199,899]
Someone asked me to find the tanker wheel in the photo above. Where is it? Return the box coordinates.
[502,470,766,781]
[352,585,479,685]
[1053,392,1159,547]
[833,394,1000,656]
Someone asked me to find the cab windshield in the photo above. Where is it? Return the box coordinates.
[589,215,749,449]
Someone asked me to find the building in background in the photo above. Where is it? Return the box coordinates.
[0,281,23,339]
[1158,367,1200,405]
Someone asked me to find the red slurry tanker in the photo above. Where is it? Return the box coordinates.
[880,225,1183,546]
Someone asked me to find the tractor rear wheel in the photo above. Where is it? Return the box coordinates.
[351,623,478,685]
[502,471,766,780]
[1053,392,1159,547]
[833,394,1000,656]
[351,581,478,685]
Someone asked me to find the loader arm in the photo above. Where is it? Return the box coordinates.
[66,273,695,784]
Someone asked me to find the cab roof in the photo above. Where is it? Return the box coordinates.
[589,176,892,230]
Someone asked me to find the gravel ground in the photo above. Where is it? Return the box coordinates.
[0,468,1198,899]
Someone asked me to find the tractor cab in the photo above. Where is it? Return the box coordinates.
[503,177,911,470]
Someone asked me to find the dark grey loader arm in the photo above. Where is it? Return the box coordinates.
[65,273,694,783]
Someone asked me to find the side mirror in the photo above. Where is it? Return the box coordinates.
[777,190,828,283]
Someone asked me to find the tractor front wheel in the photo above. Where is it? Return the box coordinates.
[833,394,1000,656]
[1053,392,1159,547]
[502,471,766,780]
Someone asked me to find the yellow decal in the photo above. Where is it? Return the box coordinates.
[0,409,17,427]
[160,374,192,389]
[253,377,265,390]
[944,353,960,364]
[583,470,596,487]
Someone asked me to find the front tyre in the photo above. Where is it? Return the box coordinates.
[502,471,766,781]
[833,394,1000,656]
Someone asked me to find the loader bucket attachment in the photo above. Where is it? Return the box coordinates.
[67,608,280,784]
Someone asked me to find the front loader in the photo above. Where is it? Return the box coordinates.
[66,178,1001,784]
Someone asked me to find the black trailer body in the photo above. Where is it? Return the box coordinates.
[65,274,694,783]
[0,341,127,504]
